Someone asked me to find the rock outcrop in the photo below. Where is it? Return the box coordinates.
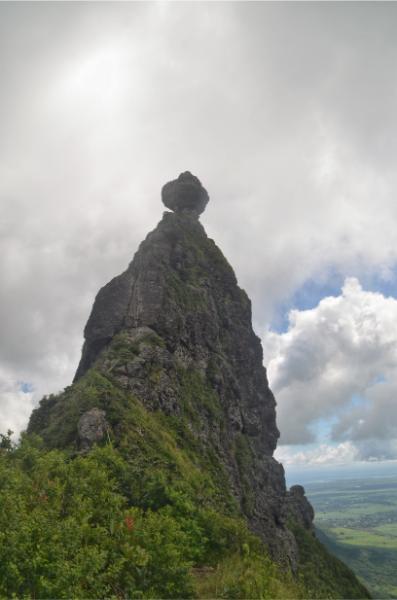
[29,172,317,569]
[285,485,315,531]
[77,407,108,452]
[161,171,209,216]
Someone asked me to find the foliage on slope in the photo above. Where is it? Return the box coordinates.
[0,435,193,598]
[0,430,302,599]
[316,526,397,599]
[28,366,235,514]
[21,368,370,598]
[290,522,371,599]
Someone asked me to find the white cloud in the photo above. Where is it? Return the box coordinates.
[0,369,36,437]
[275,442,359,467]
[264,278,397,460]
[2,3,397,441]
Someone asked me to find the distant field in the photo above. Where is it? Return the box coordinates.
[374,523,397,537]
[315,503,397,521]
[328,526,397,549]
[305,476,397,599]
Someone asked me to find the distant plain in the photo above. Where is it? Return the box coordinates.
[300,474,397,598]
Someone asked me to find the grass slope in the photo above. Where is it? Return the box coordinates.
[21,367,370,598]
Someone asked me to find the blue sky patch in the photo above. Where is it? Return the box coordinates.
[308,416,338,442]
[270,265,397,334]
[359,266,397,299]
[270,270,345,333]
[18,382,34,394]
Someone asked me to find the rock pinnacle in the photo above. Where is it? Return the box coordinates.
[161,171,209,216]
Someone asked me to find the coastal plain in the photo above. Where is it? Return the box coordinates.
[306,476,397,598]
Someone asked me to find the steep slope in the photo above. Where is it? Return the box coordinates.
[27,172,369,598]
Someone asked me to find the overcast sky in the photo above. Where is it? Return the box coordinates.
[1,2,397,468]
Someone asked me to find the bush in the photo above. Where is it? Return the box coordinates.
[0,439,194,598]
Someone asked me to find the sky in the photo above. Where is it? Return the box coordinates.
[1,2,397,471]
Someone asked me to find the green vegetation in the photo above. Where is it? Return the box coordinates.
[327,527,397,549]
[105,330,166,374]
[163,217,249,313]
[306,476,397,598]
[234,434,255,516]
[374,523,397,536]
[29,361,235,511]
[24,367,370,598]
[193,552,302,599]
[166,270,207,311]
[316,528,397,600]
[0,436,195,598]
[0,431,303,599]
[291,523,370,600]
[177,368,222,422]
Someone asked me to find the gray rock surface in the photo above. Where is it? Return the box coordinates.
[31,172,314,569]
[285,484,315,531]
[77,407,108,451]
[161,171,209,216]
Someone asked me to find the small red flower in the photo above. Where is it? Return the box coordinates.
[124,516,134,531]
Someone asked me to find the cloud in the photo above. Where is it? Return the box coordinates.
[333,381,397,443]
[0,368,36,436]
[264,278,397,460]
[1,3,397,441]
[275,442,359,467]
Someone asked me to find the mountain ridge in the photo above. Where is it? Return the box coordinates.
[25,172,370,598]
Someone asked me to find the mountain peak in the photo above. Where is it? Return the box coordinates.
[29,176,301,563]
[26,175,369,597]
[161,171,209,216]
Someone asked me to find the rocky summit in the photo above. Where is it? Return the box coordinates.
[161,171,209,216]
[27,173,370,598]
[73,170,296,563]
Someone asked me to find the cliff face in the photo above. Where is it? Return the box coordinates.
[27,173,369,595]
[73,207,293,560]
